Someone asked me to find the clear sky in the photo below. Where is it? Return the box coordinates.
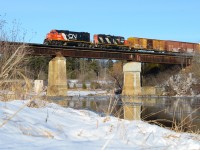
[0,0,200,44]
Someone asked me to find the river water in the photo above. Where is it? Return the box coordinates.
[49,95,200,132]
[141,96,200,132]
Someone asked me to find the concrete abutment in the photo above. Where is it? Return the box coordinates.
[122,62,142,120]
[47,56,68,96]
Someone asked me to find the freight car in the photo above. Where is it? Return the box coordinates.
[125,37,200,53]
[124,37,147,49]
[125,37,166,51]
[165,40,199,53]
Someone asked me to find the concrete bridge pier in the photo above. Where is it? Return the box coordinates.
[122,62,142,120]
[47,55,68,96]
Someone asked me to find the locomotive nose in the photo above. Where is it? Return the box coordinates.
[46,33,52,39]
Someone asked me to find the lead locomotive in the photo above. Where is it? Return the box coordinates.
[43,30,90,47]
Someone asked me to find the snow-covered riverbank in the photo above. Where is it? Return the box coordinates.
[0,100,199,150]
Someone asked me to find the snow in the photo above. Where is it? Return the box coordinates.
[67,90,107,96]
[0,100,200,150]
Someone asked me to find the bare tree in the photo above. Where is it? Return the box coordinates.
[191,52,200,78]
[110,61,124,91]
[0,16,31,100]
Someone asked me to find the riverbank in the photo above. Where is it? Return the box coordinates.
[0,100,199,150]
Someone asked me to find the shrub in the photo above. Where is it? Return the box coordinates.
[90,82,101,89]
[82,82,87,89]
[73,83,77,89]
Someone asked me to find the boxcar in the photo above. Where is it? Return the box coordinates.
[126,37,147,49]
[183,42,195,53]
[165,40,182,52]
[165,41,198,53]
[194,43,200,53]
[184,42,199,53]
[152,39,165,51]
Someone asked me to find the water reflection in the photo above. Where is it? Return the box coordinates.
[48,96,200,132]
[141,97,200,132]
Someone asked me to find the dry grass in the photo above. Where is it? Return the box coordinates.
[141,104,200,134]
[0,16,33,99]
[171,107,200,133]
[97,93,124,119]
[0,17,48,128]
[0,41,33,100]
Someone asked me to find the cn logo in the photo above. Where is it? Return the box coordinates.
[67,34,77,40]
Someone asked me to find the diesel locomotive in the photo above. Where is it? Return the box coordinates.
[44,29,128,50]
[44,29,200,53]
[43,30,91,47]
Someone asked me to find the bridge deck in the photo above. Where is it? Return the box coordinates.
[0,41,193,65]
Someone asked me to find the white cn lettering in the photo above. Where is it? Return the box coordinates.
[68,34,77,40]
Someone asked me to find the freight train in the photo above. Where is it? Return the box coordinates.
[44,29,200,53]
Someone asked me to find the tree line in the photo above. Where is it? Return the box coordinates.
[27,56,124,88]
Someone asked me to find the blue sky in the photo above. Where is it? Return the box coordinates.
[0,0,200,43]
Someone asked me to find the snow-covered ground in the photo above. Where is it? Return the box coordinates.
[67,90,107,96]
[0,100,199,150]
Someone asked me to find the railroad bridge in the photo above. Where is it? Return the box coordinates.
[27,43,192,64]
[2,41,195,120]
